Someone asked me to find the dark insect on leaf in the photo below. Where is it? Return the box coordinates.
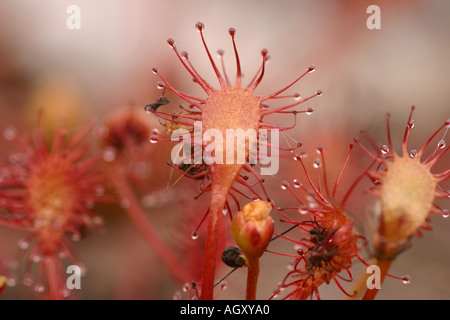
[145,96,170,112]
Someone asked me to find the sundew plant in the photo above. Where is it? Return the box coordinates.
[0,3,448,301]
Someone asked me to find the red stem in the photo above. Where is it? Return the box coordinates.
[362,259,392,300]
[200,204,224,300]
[43,254,64,300]
[108,162,194,284]
[245,256,260,300]
[200,164,241,300]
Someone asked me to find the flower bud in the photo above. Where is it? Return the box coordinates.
[231,200,274,259]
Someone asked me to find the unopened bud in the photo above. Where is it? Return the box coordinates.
[231,200,274,259]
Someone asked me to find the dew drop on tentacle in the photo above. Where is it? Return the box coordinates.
[401,275,411,284]
[313,159,321,168]
[219,281,227,290]
[293,179,302,188]
[156,81,165,90]
[298,205,309,215]
[149,128,159,144]
[195,22,204,32]
[167,38,175,48]
[281,180,289,190]
[381,144,390,155]
[191,231,199,240]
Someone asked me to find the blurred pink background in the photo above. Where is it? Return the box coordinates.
[0,0,448,299]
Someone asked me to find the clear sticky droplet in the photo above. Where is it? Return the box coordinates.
[437,139,446,149]
[149,128,160,144]
[220,281,227,290]
[308,200,318,209]
[442,209,449,218]
[381,145,390,155]
[293,179,302,188]
[280,180,289,190]
[306,108,314,115]
[407,120,415,129]
[409,149,417,158]
[307,65,315,73]
[298,205,309,215]
[167,38,175,48]
[316,90,323,96]
[313,159,321,168]
[191,232,199,240]
[195,22,204,32]
[222,208,228,215]
[294,92,302,101]
[156,81,165,90]
[401,275,411,284]
[149,135,158,144]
